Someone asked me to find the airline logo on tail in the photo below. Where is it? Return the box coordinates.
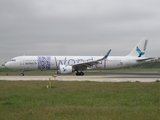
[136,40,148,57]
[136,46,145,57]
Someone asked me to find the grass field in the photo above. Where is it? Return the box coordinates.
[0,81,160,120]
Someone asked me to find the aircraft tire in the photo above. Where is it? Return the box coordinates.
[20,73,24,76]
[80,72,84,76]
[76,72,84,76]
[76,72,80,76]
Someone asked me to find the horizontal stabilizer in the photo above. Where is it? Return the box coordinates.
[136,57,154,62]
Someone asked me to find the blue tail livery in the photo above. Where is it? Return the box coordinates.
[128,37,148,57]
[136,46,145,57]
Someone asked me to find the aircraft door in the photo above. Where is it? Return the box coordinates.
[20,56,25,65]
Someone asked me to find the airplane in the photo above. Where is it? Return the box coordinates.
[4,37,153,76]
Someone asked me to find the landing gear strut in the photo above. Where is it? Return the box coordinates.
[76,71,84,76]
[20,70,24,76]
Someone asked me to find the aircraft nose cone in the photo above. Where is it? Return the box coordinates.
[5,62,10,68]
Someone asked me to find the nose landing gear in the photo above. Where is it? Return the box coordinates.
[20,73,24,76]
[20,70,24,76]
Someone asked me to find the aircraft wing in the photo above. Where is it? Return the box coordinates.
[72,49,111,71]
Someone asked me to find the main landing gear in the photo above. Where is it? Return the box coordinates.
[76,71,84,76]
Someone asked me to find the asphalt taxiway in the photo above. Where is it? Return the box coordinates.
[0,72,160,82]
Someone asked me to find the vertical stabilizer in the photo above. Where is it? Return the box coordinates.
[128,37,149,57]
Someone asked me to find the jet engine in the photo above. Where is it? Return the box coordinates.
[57,65,75,74]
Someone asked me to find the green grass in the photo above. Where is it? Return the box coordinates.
[0,81,160,120]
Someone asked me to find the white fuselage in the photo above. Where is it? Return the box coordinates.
[5,55,140,71]
[4,37,152,76]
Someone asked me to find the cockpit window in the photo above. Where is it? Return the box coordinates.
[11,59,16,61]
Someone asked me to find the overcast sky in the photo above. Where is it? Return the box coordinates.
[0,0,160,64]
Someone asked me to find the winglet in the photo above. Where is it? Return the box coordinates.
[104,49,111,59]
[98,49,111,61]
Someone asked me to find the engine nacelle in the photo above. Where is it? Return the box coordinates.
[57,65,75,74]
